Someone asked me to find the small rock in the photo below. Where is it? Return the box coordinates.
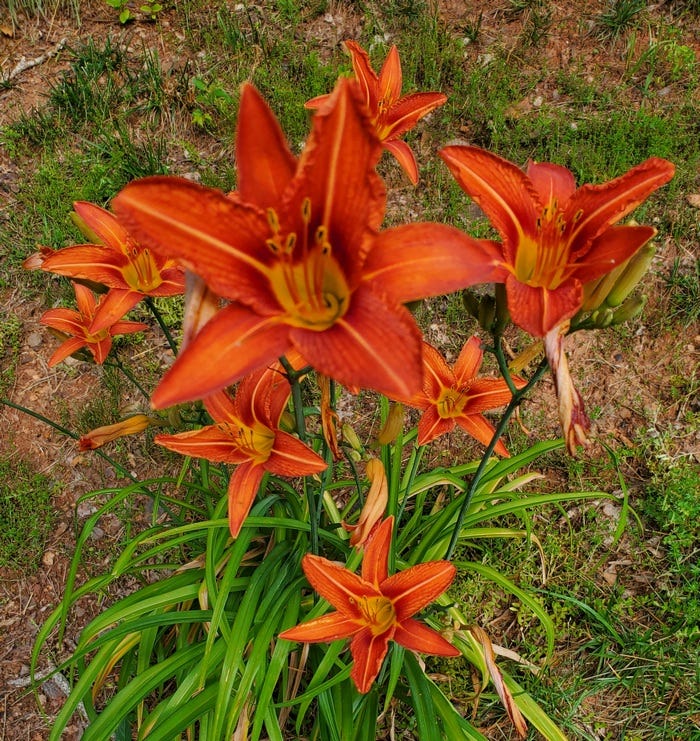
[42,550,55,567]
[89,526,105,541]
[27,331,43,348]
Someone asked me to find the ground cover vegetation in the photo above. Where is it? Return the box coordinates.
[0,0,698,738]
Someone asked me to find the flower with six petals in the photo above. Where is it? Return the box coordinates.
[113,80,493,408]
[439,147,674,451]
[306,41,447,184]
[399,337,525,455]
[41,282,148,367]
[154,358,327,538]
[279,516,459,693]
[37,201,185,333]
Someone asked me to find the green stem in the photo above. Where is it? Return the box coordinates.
[444,357,549,560]
[104,355,150,400]
[0,397,141,484]
[279,356,308,443]
[145,297,179,355]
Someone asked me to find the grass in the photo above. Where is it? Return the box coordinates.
[1,0,699,737]
[0,458,57,570]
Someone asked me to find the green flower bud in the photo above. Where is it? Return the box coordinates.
[610,294,647,325]
[604,242,656,308]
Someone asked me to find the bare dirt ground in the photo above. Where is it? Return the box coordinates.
[0,1,698,738]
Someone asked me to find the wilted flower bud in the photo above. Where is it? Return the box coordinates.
[79,414,152,451]
[377,403,404,445]
[343,457,388,548]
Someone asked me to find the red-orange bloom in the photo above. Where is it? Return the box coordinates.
[113,80,494,408]
[307,41,447,184]
[401,337,525,456]
[41,282,147,366]
[439,146,675,338]
[279,516,459,693]
[37,202,185,332]
[155,359,326,538]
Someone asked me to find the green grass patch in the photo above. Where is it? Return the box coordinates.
[0,457,57,570]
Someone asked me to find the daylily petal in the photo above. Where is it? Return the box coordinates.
[382,139,419,184]
[419,343,455,400]
[110,320,149,335]
[228,462,266,537]
[453,336,484,385]
[150,303,291,408]
[346,40,379,110]
[155,427,255,465]
[524,161,576,206]
[236,83,297,206]
[291,286,423,399]
[439,145,540,258]
[41,245,130,288]
[393,618,460,656]
[350,628,392,694]
[462,378,522,415]
[361,515,393,586]
[41,309,84,335]
[90,288,144,333]
[279,612,361,643]
[301,554,378,617]
[113,177,275,310]
[456,414,510,457]
[377,45,402,106]
[417,406,456,446]
[203,389,238,423]
[266,431,327,477]
[505,274,582,337]
[48,337,88,367]
[383,92,447,141]
[364,224,506,305]
[566,157,675,256]
[382,561,457,621]
[572,225,656,284]
[290,78,381,280]
[72,201,131,253]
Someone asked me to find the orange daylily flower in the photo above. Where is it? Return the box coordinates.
[438,146,675,338]
[343,457,388,548]
[400,337,525,456]
[36,201,185,332]
[79,414,152,451]
[279,516,459,693]
[155,358,326,538]
[41,282,147,366]
[439,147,674,452]
[113,80,493,408]
[306,41,447,184]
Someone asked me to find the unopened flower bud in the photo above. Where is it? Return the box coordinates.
[477,294,496,332]
[342,457,388,548]
[79,414,152,451]
[462,289,482,319]
[610,294,647,325]
[604,242,656,308]
[342,423,364,453]
[377,403,404,445]
[590,307,615,328]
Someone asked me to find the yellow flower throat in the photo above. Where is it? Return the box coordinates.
[266,199,350,331]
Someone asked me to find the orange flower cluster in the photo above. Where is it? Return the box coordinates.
[26,41,675,693]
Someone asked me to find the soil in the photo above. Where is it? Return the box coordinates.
[0,1,698,739]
